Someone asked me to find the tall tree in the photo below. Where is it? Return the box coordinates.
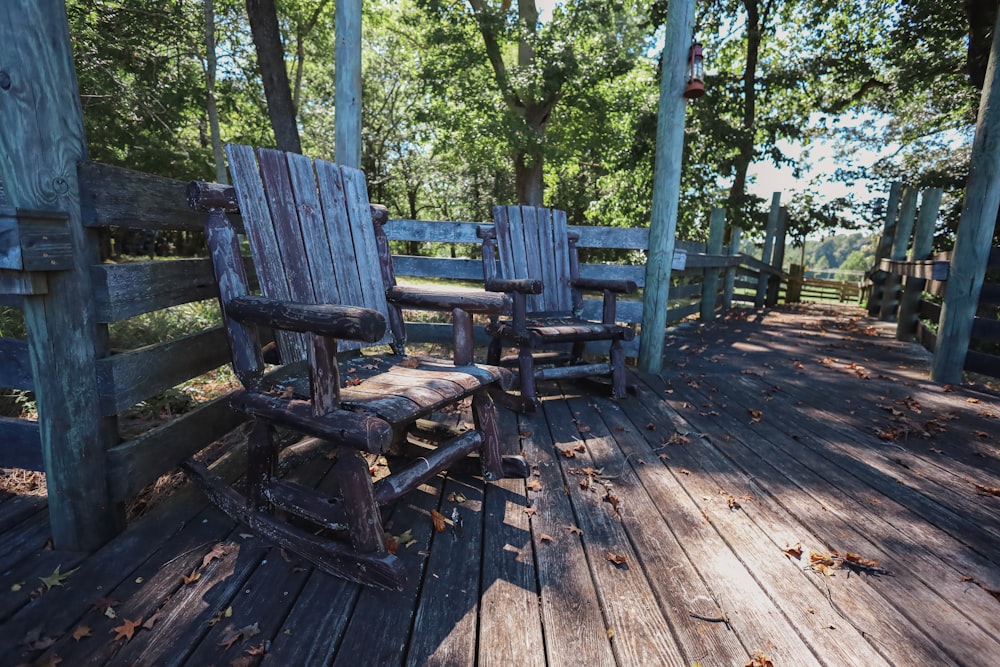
[418,0,651,205]
[246,0,302,152]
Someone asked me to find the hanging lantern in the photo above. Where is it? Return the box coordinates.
[684,42,705,99]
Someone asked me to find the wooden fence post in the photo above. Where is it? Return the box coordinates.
[766,205,788,307]
[722,226,742,309]
[786,264,804,303]
[896,188,943,342]
[0,0,124,548]
[637,0,696,373]
[700,208,726,320]
[334,0,362,167]
[879,187,918,320]
[755,192,781,308]
[933,8,1000,383]
[866,182,903,315]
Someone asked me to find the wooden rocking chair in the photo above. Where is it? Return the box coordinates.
[478,206,637,411]
[183,145,528,590]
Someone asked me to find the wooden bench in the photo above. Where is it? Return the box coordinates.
[184,145,528,590]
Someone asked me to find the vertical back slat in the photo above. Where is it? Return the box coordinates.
[520,206,544,312]
[551,209,573,312]
[493,206,518,284]
[225,144,306,361]
[341,166,390,318]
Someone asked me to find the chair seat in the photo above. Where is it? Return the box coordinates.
[488,317,634,344]
[265,356,511,425]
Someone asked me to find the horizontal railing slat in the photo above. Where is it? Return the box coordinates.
[97,328,231,415]
[0,416,43,470]
[0,337,33,391]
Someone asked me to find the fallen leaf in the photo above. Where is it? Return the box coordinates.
[142,612,162,630]
[645,422,657,431]
[219,622,261,650]
[39,565,79,591]
[781,543,803,560]
[399,357,421,369]
[975,430,990,439]
[430,509,447,532]
[246,643,267,656]
[345,375,362,386]
[967,397,982,404]
[111,617,143,642]
[72,625,91,641]
[202,542,231,568]
[10,582,23,592]
[560,448,577,458]
[748,409,763,423]
[539,533,554,542]
[447,492,467,503]
[567,524,583,535]
[182,570,201,585]
[523,506,538,517]
[605,551,628,566]
[975,484,1000,497]
[607,627,615,639]
[526,479,542,492]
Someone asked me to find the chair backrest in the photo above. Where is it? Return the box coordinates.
[492,205,575,314]
[225,144,395,362]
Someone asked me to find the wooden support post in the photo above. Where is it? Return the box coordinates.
[334,0,362,167]
[933,10,1000,383]
[0,0,124,548]
[700,208,726,320]
[879,187,918,321]
[637,0,696,373]
[723,226,742,309]
[896,188,943,342]
[866,182,903,315]
[755,192,781,308]
[766,205,788,307]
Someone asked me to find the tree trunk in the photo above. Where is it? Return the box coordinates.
[204,0,227,183]
[514,149,544,206]
[246,0,301,153]
[726,0,762,228]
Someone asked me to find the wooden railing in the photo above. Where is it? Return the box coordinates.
[0,162,773,542]
[878,248,1000,378]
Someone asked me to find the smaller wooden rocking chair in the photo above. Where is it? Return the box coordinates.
[184,145,528,590]
[479,206,637,411]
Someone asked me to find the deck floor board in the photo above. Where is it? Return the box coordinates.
[2,303,999,666]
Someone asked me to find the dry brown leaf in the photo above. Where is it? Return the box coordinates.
[399,357,421,368]
[967,397,982,404]
[567,525,583,535]
[72,625,91,641]
[748,409,763,423]
[526,479,542,492]
[746,653,774,667]
[781,543,802,560]
[975,430,990,439]
[560,448,577,458]
[430,509,447,532]
[539,533,554,542]
[344,375,362,386]
[645,422,657,430]
[975,484,1000,497]
[111,617,143,642]
[246,643,267,656]
[576,422,591,433]
[142,612,162,630]
[202,542,231,568]
[182,570,201,585]
[523,506,538,517]
[605,551,628,566]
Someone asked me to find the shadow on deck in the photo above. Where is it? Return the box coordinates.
[2,303,999,666]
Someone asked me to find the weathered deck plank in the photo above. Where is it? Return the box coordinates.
[2,303,998,666]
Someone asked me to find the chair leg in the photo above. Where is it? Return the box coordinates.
[247,419,277,510]
[610,339,627,399]
[471,389,505,481]
[335,449,389,554]
[487,334,503,365]
[518,346,541,412]
[570,341,586,365]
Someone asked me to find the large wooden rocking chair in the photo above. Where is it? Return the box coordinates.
[479,206,637,411]
[183,145,528,590]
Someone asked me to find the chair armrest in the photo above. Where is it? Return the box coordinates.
[485,278,544,295]
[571,278,637,294]
[226,296,386,343]
[386,285,513,315]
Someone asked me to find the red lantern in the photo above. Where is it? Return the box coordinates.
[684,42,705,99]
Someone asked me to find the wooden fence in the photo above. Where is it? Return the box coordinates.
[1,162,780,546]
[879,248,1000,378]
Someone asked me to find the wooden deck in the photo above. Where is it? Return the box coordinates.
[2,303,999,666]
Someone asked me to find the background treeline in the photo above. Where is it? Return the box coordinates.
[66,0,1000,257]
